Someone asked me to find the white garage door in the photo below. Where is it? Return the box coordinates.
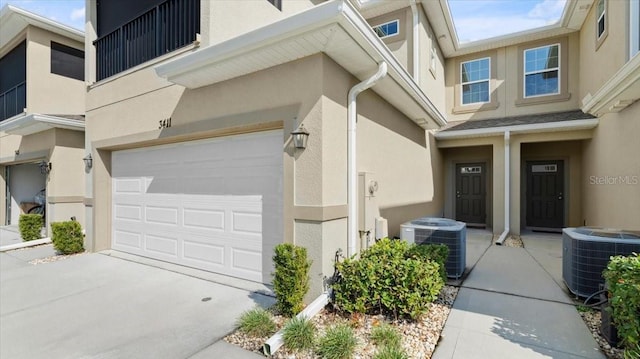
[112,130,283,283]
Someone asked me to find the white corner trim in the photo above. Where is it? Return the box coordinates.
[434,118,599,140]
[581,53,640,115]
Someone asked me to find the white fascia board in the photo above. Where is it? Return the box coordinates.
[582,53,640,115]
[0,5,84,44]
[154,0,447,128]
[0,113,85,135]
[434,118,599,140]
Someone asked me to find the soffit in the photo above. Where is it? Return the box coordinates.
[155,0,446,129]
[0,113,85,136]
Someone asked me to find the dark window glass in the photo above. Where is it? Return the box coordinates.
[0,41,26,94]
[51,42,85,81]
[267,0,282,10]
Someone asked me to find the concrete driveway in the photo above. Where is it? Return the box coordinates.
[1,247,273,358]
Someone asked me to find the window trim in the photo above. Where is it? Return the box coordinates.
[595,0,608,50]
[523,43,561,99]
[429,44,437,78]
[452,50,499,114]
[460,57,491,105]
[516,37,570,106]
[372,19,400,39]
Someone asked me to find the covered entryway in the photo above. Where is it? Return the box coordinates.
[5,163,46,226]
[455,163,486,226]
[525,160,565,230]
[111,130,283,283]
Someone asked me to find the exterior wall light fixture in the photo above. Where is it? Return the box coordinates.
[83,153,93,170]
[39,160,52,175]
[291,124,310,149]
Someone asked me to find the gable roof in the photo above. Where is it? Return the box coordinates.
[0,5,84,53]
[155,0,447,130]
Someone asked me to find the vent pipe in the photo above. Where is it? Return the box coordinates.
[496,130,510,245]
[347,62,388,256]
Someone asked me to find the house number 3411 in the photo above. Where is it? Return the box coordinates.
[159,118,172,129]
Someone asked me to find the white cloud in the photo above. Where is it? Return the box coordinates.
[455,16,548,42]
[70,7,84,21]
[528,0,566,20]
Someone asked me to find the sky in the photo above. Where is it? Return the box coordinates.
[0,0,568,43]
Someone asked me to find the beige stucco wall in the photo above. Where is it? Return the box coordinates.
[445,33,582,122]
[578,0,629,102]
[581,103,640,230]
[204,0,319,46]
[419,7,447,117]
[25,26,85,116]
[367,8,411,75]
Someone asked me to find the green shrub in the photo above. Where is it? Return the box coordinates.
[625,344,640,359]
[370,323,401,349]
[316,324,357,359]
[19,214,43,241]
[332,238,444,320]
[282,316,316,351]
[272,243,311,317]
[237,308,277,337]
[373,345,409,359]
[51,221,84,254]
[603,253,640,349]
[406,243,449,282]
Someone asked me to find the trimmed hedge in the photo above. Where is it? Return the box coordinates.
[332,238,444,320]
[19,214,42,241]
[51,220,84,254]
[272,243,311,317]
[603,253,640,349]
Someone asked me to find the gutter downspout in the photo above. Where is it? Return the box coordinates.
[347,62,388,257]
[496,130,510,245]
[410,0,420,82]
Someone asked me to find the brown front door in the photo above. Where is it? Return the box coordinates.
[455,163,486,226]
[526,160,564,229]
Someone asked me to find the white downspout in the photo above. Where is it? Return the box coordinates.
[347,62,388,257]
[496,130,510,245]
[410,0,420,81]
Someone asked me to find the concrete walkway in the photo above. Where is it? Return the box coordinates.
[433,234,605,359]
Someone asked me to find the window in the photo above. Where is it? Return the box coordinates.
[51,42,84,81]
[373,20,399,39]
[524,44,559,98]
[631,0,640,58]
[430,44,437,77]
[597,0,606,39]
[461,58,490,104]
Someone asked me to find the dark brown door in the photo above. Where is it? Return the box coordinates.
[455,163,486,225]
[526,160,564,229]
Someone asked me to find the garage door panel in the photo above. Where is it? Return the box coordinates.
[114,229,142,249]
[145,234,179,257]
[112,130,283,283]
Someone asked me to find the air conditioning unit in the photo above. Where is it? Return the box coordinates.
[562,227,640,298]
[400,217,466,279]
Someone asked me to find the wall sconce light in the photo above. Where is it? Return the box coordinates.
[83,153,93,170]
[39,160,52,175]
[291,124,310,149]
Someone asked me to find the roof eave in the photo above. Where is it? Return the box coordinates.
[434,118,599,140]
[0,113,85,136]
[154,0,447,129]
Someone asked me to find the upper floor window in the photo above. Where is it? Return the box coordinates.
[0,41,27,121]
[596,0,608,49]
[461,57,490,104]
[51,42,84,81]
[95,0,200,81]
[373,20,399,39]
[524,44,560,98]
[631,0,640,58]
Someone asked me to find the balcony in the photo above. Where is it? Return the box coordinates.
[94,0,200,81]
[0,82,26,122]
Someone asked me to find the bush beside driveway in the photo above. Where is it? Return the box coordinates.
[0,251,273,359]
